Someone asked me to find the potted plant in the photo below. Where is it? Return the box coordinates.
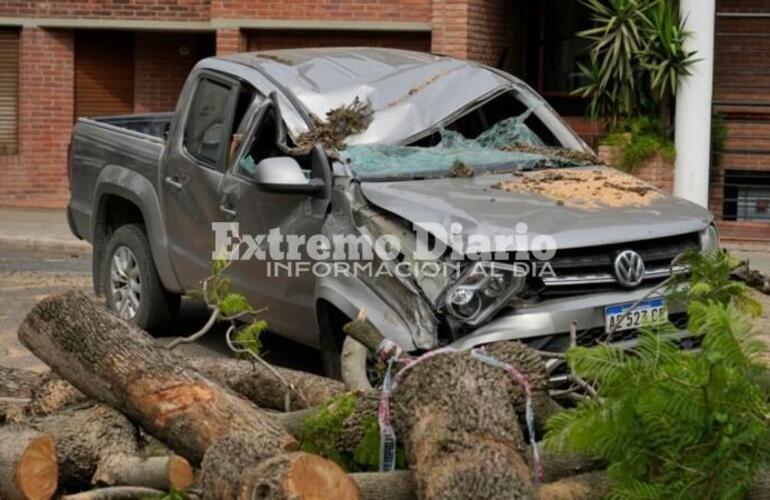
[574,0,698,189]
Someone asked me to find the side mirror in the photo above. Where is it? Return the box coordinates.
[255,157,325,196]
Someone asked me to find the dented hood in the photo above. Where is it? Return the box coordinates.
[359,171,712,253]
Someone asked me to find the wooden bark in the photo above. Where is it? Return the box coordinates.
[17,291,298,464]
[350,471,415,500]
[202,433,360,500]
[344,315,542,499]
[0,366,44,398]
[61,487,165,500]
[187,357,345,411]
[240,452,360,500]
[537,471,610,500]
[22,403,174,490]
[25,373,87,417]
[0,424,58,500]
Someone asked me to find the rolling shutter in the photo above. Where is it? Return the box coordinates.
[247,30,431,52]
[75,31,134,119]
[0,29,19,155]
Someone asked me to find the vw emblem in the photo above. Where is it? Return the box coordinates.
[614,250,645,288]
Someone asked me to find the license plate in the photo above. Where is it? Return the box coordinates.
[605,298,668,333]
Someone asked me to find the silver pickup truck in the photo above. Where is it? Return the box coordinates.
[67,47,716,379]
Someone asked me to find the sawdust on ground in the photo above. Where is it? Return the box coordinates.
[495,167,663,209]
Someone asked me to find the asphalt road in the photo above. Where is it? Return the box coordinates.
[0,243,322,374]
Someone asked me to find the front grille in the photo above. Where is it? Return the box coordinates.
[531,232,700,297]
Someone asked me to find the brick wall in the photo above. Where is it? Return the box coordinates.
[210,0,431,22]
[0,1,210,21]
[598,146,674,194]
[0,27,73,208]
[135,32,213,112]
[215,28,244,56]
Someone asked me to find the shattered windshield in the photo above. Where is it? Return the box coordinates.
[340,89,599,181]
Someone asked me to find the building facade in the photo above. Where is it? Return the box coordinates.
[0,0,768,238]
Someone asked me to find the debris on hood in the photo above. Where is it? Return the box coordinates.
[449,160,475,178]
[501,142,604,167]
[494,168,662,209]
[293,97,374,154]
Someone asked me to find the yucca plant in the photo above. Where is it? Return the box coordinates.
[575,0,652,125]
[641,0,699,132]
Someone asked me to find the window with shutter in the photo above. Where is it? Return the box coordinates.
[0,29,19,155]
[75,31,134,119]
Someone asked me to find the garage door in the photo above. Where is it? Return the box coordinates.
[0,29,19,155]
[246,30,430,53]
[75,31,134,119]
[713,12,770,231]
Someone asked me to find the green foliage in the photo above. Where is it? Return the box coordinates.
[603,116,675,171]
[300,394,407,472]
[352,416,407,471]
[667,250,762,319]
[575,0,650,122]
[641,0,699,103]
[575,0,697,127]
[300,393,359,471]
[219,292,252,317]
[142,489,188,500]
[546,249,770,499]
[233,320,268,358]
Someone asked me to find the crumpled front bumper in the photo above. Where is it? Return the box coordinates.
[449,284,688,351]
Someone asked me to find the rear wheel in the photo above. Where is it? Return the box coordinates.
[102,224,180,334]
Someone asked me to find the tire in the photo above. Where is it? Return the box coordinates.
[102,224,180,334]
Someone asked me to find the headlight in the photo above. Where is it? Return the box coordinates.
[444,262,525,326]
[700,224,720,253]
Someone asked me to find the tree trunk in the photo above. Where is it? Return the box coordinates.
[61,486,165,500]
[202,433,360,500]
[350,471,415,500]
[17,291,298,464]
[25,373,87,417]
[239,452,360,500]
[187,357,345,411]
[0,424,58,500]
[0,366,44,398]
[344,314,542,499]
[22,403,189,491]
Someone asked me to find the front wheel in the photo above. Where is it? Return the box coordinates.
[102,224,180,333]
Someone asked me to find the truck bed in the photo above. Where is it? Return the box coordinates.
[67,113,172,242]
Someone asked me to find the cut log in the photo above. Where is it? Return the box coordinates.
[94,455,194,491]
[25,372,86,416]
[17,291,298,464]
[0,365,44,398]
[188,357,345,411]
[202,433,360,500]
[23,403,139,489]
[61,487,165,500]
[350,471,415,500]
[0,424,58,500]
[240,452,360,500]
[537,471,610,500]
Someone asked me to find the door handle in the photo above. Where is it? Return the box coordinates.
[164,176,183,190]
[219,203,237,217]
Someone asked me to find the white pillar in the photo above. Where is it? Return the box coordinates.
[674,0,716,207]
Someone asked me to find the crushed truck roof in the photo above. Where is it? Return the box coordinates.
[223,47,518,145]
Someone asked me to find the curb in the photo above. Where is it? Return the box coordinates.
[0,235,91,256]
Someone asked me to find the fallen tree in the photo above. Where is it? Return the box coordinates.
[17,291,298,465]
[7,290,612,499]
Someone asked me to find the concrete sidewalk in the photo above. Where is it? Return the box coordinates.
[0,208,90,254]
